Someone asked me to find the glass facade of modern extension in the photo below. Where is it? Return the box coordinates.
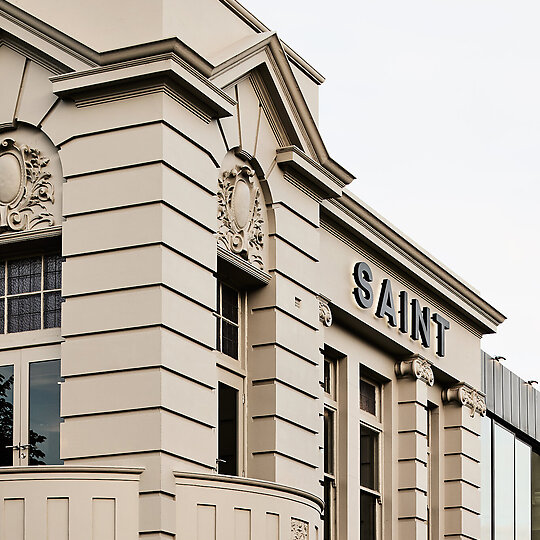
[481,416,539,539]
[481,353,540,540]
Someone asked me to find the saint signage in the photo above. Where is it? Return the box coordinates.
[353,261,450,357]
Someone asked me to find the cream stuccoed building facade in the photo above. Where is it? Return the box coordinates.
[0,0,535,539]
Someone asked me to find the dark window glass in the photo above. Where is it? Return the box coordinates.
[44,291,61,329]
[216,282,239,360]
[324,477,334,540]
[0,299,4,335]
[218,382,237,475]
[221,321,238,360]
[0,365,14,466]
[29,359,63,465]
[8,257,41,295]
[360,379,376,415]
[324,408,335,475]
[360,425,378,491]
[44,255,62,290]
[8,294,41,333]
[324,358,332,394]
[221,284,238,323]
[360,491,376,540]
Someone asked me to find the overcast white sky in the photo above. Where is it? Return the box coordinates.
[241,0,540,382]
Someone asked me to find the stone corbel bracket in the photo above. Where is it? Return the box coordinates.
[395,355,434,386]
[318,296,332,327]
[442,382,487,418]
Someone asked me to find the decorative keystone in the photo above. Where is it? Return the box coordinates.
[395,355,434,386]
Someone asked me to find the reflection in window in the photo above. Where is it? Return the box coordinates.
[494,424,515,539]
[0,365,13,466]
[515,439,531,540]
[0,254,62,334]
[29,359,63,465]
[216,282,239,360]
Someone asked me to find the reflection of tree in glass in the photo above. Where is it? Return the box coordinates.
[0,373,14,466]
[0,373,47,466]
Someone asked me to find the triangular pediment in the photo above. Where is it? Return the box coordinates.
[209,32,354,186]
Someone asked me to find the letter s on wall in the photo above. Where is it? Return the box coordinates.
[353,262,374,309]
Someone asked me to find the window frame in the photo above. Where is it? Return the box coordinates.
[358,367,384,540]
[0,252,62,335]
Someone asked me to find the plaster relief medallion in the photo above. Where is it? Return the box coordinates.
[291,518,309,540]
[0,138,54,232]
[218,164,264,269]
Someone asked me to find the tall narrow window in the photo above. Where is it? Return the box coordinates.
[324,408,336,538]
[360,424,379,539]
[29,359,62,465]
[0,254,62,333]
[323,353,338,539]
[216,282,239,360]
[217,382,238,475]
[360,379,377,417]
[0,364,14,466]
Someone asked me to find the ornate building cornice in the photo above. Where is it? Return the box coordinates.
[395,355,434,387]
[442,382,487,418]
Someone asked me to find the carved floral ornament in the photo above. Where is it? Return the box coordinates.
[0,138,54,232]
[442,383,487,418]
[395,355,435,386]
[291,518,309,540]
[318,297,332,327]
[217,165,264,269]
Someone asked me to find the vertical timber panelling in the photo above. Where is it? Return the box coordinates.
[52,85,227,539]
[247,167,322,496]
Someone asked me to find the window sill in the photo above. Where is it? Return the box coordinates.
[0,328,62,351]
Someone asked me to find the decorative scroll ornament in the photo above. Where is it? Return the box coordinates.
[0,138,54,232]
[442,383,486,418]
[291,518,309,540]
[318,297,332,327]
[217,165,264,269]
[395,355,434,386]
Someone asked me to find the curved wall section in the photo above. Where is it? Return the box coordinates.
[175,472,323,540]
[0,466,143,540]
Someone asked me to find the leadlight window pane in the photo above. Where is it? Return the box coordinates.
[44,255,62,290]
[221,320,238,360]
[360,379,376,415]
[360,425,378,491]
[8,294,41,333]
[44,291,61,329]
[0,262,4,296]
[221,284,238,323]
[7,257,41,294]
